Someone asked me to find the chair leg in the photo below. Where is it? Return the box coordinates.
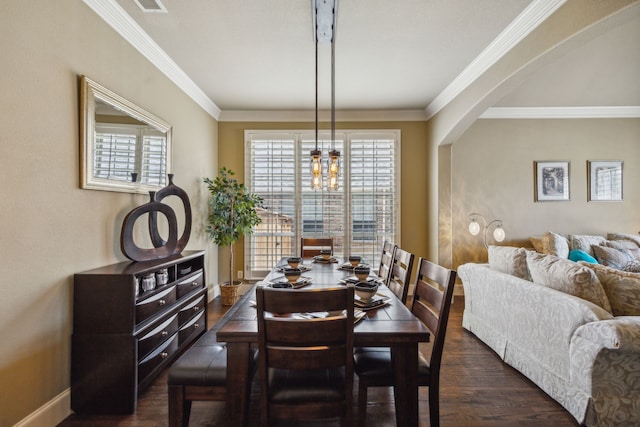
[169,385,190,427]
[428,385,439,427]
[357,382,368,427]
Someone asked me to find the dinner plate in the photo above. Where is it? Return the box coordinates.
[267,275,313,289]
[313,255,338,263]
[276,265,312,273]
[354,295,391,311]
[340,276,383,285]
[338,262,370,270]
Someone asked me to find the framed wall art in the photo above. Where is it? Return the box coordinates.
[588,160,623,201]
[534,161,570,202]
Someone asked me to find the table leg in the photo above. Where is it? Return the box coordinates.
[392,343,419,427]
[226,342,252,427]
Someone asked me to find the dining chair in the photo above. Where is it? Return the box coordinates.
[387,247,415,304]
[300,237,334,258]
[377,241,397,287]
[353,258,456,427]
[256,285,355,426]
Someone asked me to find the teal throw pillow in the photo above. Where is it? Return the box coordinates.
[569,249,598,264]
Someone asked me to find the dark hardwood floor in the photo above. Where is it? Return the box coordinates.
[59,296,580,426]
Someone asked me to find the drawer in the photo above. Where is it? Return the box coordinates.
[136,286,176,325]
[178,310,205,346]
[138,332,179,383]
[178,292,206,325]
[176,270,204,298]
[137,312,179,359]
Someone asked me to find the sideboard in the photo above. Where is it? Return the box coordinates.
[71,250,207,414]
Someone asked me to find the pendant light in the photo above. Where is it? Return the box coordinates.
[310,33,322,190]
[310,0,339,191]
[327,26,340,191]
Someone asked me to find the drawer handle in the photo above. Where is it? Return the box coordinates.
[161,352,168,359]
[194,323,200,329]
[158,299,166,306]
[191,282,198,287]
[161,330,168,337]
[192,306,200,312]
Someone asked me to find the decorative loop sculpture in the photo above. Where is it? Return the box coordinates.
[120,175,192,261]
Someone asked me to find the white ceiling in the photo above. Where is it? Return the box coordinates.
[106,0,639,115]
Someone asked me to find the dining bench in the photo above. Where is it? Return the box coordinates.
[167,291,258,427]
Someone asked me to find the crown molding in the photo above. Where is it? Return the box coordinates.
[479,106,640,119]
[424,0,567,119]
[219,109,429,122]
[82,0,221,119]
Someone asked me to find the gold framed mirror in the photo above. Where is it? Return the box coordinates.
[79,75,172,194]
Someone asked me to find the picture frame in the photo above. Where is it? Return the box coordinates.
[588,160,623,201]
[534,161,570,202]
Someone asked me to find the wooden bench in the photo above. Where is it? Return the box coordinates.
[167,292,258,427]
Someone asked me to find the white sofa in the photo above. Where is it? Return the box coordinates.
[458,246,640,427]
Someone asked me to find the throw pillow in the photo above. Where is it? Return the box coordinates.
[622,259,640,273]
[607,232,640,248]
[581,262,640,316]
[530,236,545,253]
[592,245,634,269]
[568,249,598,264]
[488,246,531,281]
[526,251,612,313]
[542,231,570,258]
[568,234,606,256]
[604,239,640,259]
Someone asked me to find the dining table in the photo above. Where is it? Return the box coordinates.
[216,257,431,426]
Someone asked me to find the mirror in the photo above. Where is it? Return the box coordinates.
[80,75,172,194]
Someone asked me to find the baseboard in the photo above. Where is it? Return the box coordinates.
[14,389,71,427]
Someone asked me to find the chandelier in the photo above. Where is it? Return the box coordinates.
[310,0,340,191]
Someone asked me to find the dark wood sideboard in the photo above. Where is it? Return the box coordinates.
[71,250,207,414]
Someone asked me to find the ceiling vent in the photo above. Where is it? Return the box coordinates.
[133,0,167,13]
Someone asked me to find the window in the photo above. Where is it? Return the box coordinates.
[245,130,400,279]
[94,124,167,186]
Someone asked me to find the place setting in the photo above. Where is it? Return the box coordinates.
[312,250,339,263]
[275,257,312,273]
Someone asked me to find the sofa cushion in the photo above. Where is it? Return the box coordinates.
[568,234,606,256]
[568,249,598,264]
[622,259,640,273]
[581,262,640,316]
[592,245,635,269]
[526,251,612,313]
[488,246,530,280]
[530,236,545,253]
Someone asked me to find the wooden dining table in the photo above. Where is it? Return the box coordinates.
[216,257,431,426]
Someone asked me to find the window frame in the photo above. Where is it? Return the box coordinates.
[244,129,401,280]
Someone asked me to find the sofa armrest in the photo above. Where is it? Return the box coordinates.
[573,316,640,352]
[570,316,640,425]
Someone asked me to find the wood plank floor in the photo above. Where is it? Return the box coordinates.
[59,296,580,426]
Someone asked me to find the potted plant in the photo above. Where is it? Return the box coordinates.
[204,167,262,304]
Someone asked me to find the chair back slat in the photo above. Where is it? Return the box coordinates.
[387,247,415,304]
[300,237,334,257]
[377,241,397,285]
[410,258,456,373]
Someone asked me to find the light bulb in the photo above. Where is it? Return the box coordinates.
[493,226,505,242]
[468,220,480,236]
[310,149,322,190]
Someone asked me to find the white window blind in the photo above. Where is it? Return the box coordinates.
[245,130,400,279]
[95,124,167,186]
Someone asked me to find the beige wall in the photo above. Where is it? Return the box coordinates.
[217,120,432,284]
[450,118,640,267]
[0,1,218,425]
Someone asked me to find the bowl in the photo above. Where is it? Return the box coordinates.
[320,250,332,260]
[354,265,370,281]
[283,267,302,283]
[348,255,362,266]
[287,257,302,268]
[355,281,379,302]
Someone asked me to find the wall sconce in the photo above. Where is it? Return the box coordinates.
[468,213,506,248]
